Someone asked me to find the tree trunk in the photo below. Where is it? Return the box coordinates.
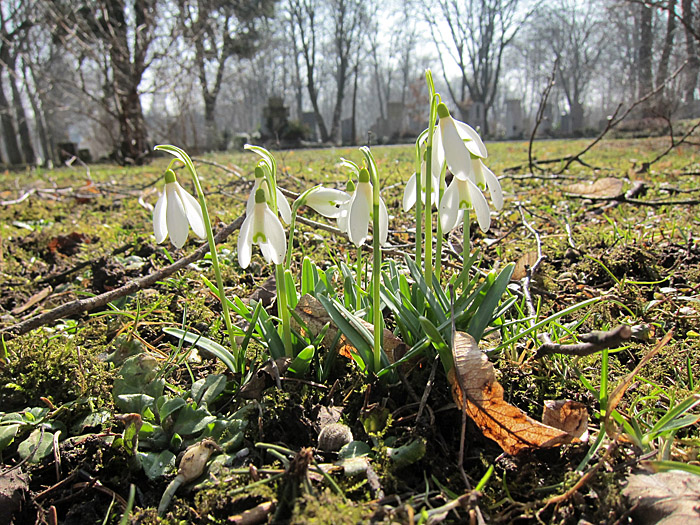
[637,3,654,103]
[9,62,35,164]
[107,0,150,165]
[351,62,358,145]
[657,0,677,91]
[24,62,53,165]
[0,78,22,165]
[682,0,698,102]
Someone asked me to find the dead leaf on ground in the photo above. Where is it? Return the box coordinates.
[448,331,582,455]
[11,286,52,315]
[292,294,408,364]
[238,357,292,400]
[511,251,539,280]
[623,471,700,524]
[565,177,624,198]
[542,400,588,440]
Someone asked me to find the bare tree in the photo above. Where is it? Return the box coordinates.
[41,0,172,165]
[0,0,34,165]
[424,0,529,135]
[527,0,609,132]
[177,0,273,151]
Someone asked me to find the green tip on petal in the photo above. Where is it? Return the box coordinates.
[164,169,177,184]
[346,179,356,192]
[254,165,265,179]
[255,188,267,204]
[359,168,370,183]
[437,103,450,119]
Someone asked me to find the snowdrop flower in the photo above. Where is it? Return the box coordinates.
[238,188,286,268]
[246,166,292,224]
[304,186,351,218]
[471,156,503,211]
[338,168,388,247]
[433,102,487,181]
[153,169,206,249]
[402,156,439,212]
[439,175,492,233]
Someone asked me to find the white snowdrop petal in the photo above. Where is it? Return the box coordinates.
[276,188,292,224]
[481,162,503,210]
[177,184,206,239]
[348,190,370,247]
[237,214,254,268]
[439,180,461,232]
[153,190,168,244]
[403,172,418,212]
[441,117,473,179]
[466,177,491,232]
[307,188,350,218]
[261,207,287,264]
[454,119,488,158]
[166,185,189,249]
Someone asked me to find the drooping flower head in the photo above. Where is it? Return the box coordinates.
[153,169,206,249]
[247,165,292,224]
[340,167,388,247]
[238,188,286,268]
[432,103,503,232]
[303,185,351,219]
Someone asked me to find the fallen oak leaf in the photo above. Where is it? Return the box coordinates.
[565,177,624,198]
[448,331,581,455]
[542,400,588,440]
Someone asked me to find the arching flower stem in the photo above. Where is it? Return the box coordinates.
[360,146,384,374]
[424,70,439,288]
[244,144,293,358]
[154,145,240,370]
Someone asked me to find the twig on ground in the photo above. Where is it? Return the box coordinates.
[517,206,550,345]
[534,325,633,358]
[191,157,244,179]
[0,217,244,341]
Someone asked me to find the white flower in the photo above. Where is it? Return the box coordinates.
[439,175,492,233]
[338,168,388,247]
[153,170,206,249]
[471,157,503,211]
[402,156,439,212]
[238,188,287,268]
[246,166,292,224]
[433,102,487,181]
[304,186,351,218]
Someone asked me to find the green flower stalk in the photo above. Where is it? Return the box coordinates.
[359,147,384,374]
[243,145,293,358]
[424,70,439,287]
[153,145,240,369]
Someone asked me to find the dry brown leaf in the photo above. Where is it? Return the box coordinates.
[11,286,52,315]
[565,177,624,198]
[511,251,539,280]
[292,294,408,364]
[542,400,588,439]
[448,331,580,455]
[623,471,700,524]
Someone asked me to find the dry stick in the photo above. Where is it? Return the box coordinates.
[534,325,632,359]
[517,206,551,346]
[1,216,244,342]
[528,59,558,174]
[191,157,244,179]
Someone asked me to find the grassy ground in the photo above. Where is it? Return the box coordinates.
[1,136,699,524]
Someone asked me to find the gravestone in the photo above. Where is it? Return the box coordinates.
[505,99,523,139]
[301,111,318,141]
[262,96,289,139]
